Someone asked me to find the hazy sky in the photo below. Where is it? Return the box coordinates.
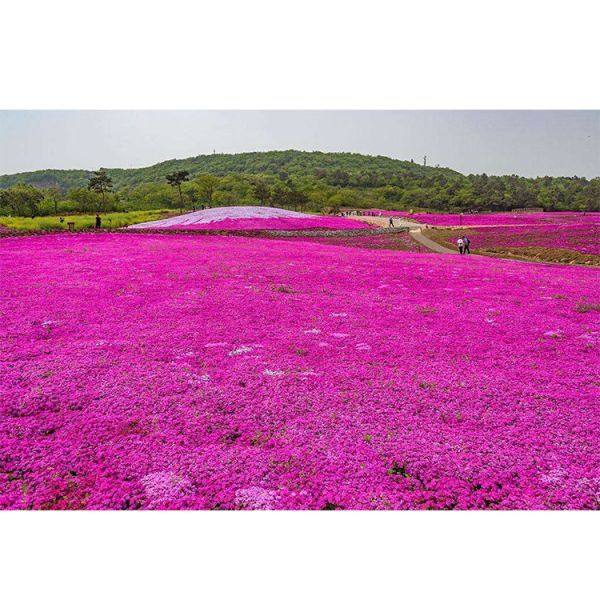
[0,110,598,178]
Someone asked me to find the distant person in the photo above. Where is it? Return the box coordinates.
[95,214,102,229]
[389,217,395,228]
[457,236,464,254]
[463,236,471,254]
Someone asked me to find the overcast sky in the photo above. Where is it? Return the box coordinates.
[0,110,598,178]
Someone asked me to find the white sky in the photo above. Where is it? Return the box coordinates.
[0,110,598,178]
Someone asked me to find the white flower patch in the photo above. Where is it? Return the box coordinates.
[331,333,349,338]
[575,477,600,503]
[543,330,563,339]
[540,468,567,484]
[263,369,284,376]
[330,312,348,318]
[304,328,321,334]
[235,486,279,510]
[578,332,598,346]
[205,342,228,348]
[188,374,210,384]
[41,320,56,327]
[356,343,371,351]
[129,206,312,229]
[229,345,253,356]
[141,471,193,508]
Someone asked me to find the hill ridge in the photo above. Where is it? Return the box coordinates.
[0,149,460,191]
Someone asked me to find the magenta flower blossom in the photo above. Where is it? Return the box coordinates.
[461,224,599,255]
[389,211,600,227]
[0,232,598,510]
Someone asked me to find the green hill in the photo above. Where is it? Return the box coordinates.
[1,150,597,213]
[0,150,460,191]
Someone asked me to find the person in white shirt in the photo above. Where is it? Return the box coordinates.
[457,237,464,254]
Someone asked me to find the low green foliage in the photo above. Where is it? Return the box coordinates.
[0,210,175,231]
[575,303,600,313]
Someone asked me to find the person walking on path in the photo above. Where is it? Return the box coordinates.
[95,214,102,229]
[463,235,471,254]
[389,217,395,228]
[457,236,464,254]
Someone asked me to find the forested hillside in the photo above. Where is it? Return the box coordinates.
[0,150,457,189]
[0,150,598,216]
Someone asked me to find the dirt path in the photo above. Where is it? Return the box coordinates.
[409,229,458,254]
[347,215,421,229]
[348,215,458,254]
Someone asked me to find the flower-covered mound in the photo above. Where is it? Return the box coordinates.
[1,233,599,510]
[129,206,369,231]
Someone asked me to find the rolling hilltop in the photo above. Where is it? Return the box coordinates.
[1,150,597,213]
[0,150,459,191]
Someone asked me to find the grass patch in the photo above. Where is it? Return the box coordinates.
[575,303,600,313]
[271,284,297,294]
[483,246,600,267]
[0,210,176,232]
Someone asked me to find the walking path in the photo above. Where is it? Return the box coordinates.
[347,215,419,229]
[347,215,458,254]
[409,229,457,254]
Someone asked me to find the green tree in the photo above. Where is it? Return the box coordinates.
[195,174,219,207]
[67,188,97,213]
[182,182,201,210]
[328,169,350,187]
[88,168,113,212]
[44,186,63,214]
[166,170,190,212]
[270,183,288,207]
[286,186,309,212]
[0,185,44,217]
[251,178,271,206]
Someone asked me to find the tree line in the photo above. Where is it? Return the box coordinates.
[1,150,598,217]
[0,170,319,217]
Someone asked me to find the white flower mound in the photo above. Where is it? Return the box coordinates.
[129,206,312,229]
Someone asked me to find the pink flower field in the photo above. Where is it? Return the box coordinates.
[281,232,430,252]
[462,224,600,256]
[394,211,600,227]
[1,233,599,510]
